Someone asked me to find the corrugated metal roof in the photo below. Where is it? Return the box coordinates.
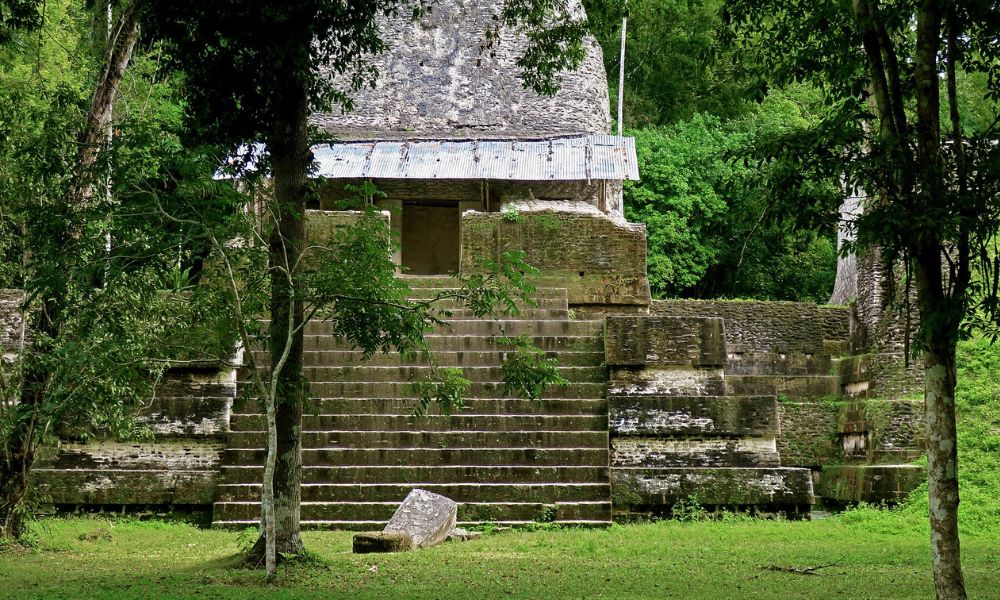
[221,135,639,181]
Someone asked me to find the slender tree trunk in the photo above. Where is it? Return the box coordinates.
[912,3,966,597]
[0,385,41,539]
[914,240,967,600]
[0,3,139,541]
[248,75,311,562]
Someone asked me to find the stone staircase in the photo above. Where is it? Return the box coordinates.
[212,277,611,529]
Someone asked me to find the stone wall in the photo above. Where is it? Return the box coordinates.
[651,300,836,355]
[33,368,235,506]
[310,0,610,137]
[0,289,237,508]
[461,208,650,309]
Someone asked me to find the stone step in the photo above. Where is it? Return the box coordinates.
[610,447,780,469]
[231,397,608,417]
[215,482,611,504]
[303,334,604,353]
[218,465,609,485]
[427,308,573,320]
[222,446,609,467]
[611,467,814,508]
[287,319,603,337]
[238,381,605,399]
[247,365,606,384]
[213,500,611,524]
[226,429,609,449]
[212,518,610,531]
[253,350,605,368]
[725,375,841,400]
[227,413,608,433]
[608,395,777,438]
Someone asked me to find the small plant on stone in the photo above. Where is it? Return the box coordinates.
[501,204,524,223]
[672,495,709,522]
[535,504,557,523]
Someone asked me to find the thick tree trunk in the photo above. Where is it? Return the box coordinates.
[0,455,33,539]
[912,4,966,597]
[0,3,139,541]
[248,76,311,562]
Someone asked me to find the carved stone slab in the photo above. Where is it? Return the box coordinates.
[382,488,457,548]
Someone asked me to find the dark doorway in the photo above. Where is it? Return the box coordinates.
[401,201,460,275]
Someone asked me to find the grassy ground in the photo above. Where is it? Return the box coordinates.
[0,515,998,599]
[2,338,998,599]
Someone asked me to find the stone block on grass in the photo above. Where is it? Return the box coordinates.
[383,488,458,549]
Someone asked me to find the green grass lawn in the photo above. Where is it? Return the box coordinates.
[1,515,998,599]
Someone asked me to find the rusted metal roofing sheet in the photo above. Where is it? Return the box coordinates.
[223,135,639,181]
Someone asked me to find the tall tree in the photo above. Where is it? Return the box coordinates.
[0,0,147,539]
[724,2,1000,598]
[143,0,588,573]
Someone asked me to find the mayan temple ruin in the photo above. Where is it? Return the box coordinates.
[4,0,927,528]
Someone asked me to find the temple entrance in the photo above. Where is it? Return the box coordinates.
[401,201,461,275]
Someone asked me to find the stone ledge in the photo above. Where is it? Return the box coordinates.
[611,467,814,507]
[33,468,219,505]
[609,395,777,437]
[817,464,925,503]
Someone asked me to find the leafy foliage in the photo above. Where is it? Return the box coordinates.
[584,0,758,127]
[625,90,839,301]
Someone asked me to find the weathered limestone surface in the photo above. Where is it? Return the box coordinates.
[610,396,777,438]
[612,468,813,508]
[606,316,725,368]
[32,367,235,506]
[818,465,926,503]
[311,0,610,137]
[461,209,650,308]
[652,299,831,355]
[383,489,458,548]
[0,289,25,357]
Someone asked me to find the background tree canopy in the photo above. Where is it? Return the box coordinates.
[585,0,841,302]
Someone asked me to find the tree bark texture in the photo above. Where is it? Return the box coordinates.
[915,245,967,600]
[70,2,140,208]
[912,5,966,597]
[0,3,139,541]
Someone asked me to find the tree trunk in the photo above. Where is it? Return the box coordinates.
[247,75,311,562]
[0,388,40,540]
[829,187,862,305]
[922,336,967,600]
[0,3,139,541]
[915,244,967,600]
[912,3,966,597]
[70,2,140,208]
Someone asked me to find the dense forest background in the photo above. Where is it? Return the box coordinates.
[585,0,996,302]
